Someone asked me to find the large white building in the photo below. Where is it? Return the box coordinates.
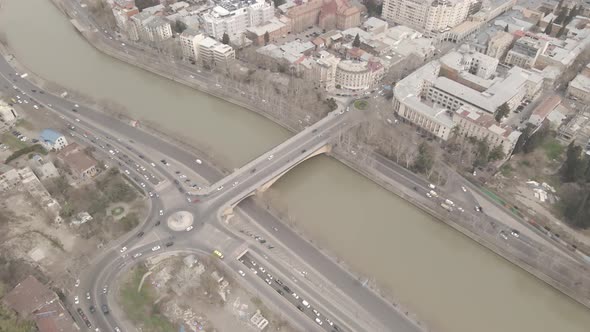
[202,0,274,41]
[179,29,235,66]
[393,46,542,143]
[130,10,173,42]
[381,0,472,33]
[335,60,384,91]
[504,36,547,69]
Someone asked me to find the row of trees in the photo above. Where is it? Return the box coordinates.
[558,142,590,228]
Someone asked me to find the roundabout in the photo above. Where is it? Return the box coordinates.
[166,210,194,231]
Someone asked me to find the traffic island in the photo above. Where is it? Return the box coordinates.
[353,99,369,110]
[166,211,194,231]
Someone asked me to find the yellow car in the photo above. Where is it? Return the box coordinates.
[213,250,224,259]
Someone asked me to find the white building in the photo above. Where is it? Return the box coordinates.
[198,37,236,66]
[202,0,274,41]
[131,12,173,42]
[335,59,384,91]
[393,46,542,140]
[307,51,341,91]
[453,105,521,155]
[381,0,472,33]
[180,29,206,61]
[39,129,68,151]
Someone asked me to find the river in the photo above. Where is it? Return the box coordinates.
[1,1,589,331]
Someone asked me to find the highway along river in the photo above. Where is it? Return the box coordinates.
[2,1,590,331]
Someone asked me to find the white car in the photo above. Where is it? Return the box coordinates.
[133,253,142,258]
[159,209,164,216]
[315,317,323,325]
[217,186,223,191]
[150,162,156,167]
[267,154,274,160]
[292,293,299,300]
[74,296,79,304]
[312,309,321,317]
[75,118,80,122]
[74,104,79,107]
[186,225,194,232]
[120,246,127,253]
[74,279,80,287]
[140,182,146,188]
[238,270,245,277]
[232,181,239,187]
[103,286,108,294]
[511,230,520,238]
[124,169,130,175]
[33,105,39,109]
[195,159,202,164]
[461,186,467,192]
[151,245,161,251]
[86,292,91,300]
[429,183,436,189]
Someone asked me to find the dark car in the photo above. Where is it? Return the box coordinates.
[89,306,95,313]
[72,108,78,112]
[275,279,284,286]
[102,305,109,314]
[297,305,304,312]
[137,231,145,238]
[165,241,174,247]
[155,220,161,226]
[277,289,283,295]
[283,286,291,293]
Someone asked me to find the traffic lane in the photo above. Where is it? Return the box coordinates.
[230,257,324,332]
[0,58,223,184]
[239,253,344,332]
[239,200,419,332]
[245,247,363,332]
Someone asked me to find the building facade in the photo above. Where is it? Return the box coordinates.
[180,29,205,61]
[504,36,547,69]
[198,37,236,66]
[203,0,274,41]
[486,31,513,60]
[335,59,384,91]
[382,0,471,32]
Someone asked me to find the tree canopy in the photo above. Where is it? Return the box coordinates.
[494,102,510,122]
[352,33,361,48]
[222,32,230,45]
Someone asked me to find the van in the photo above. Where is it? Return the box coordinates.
[301,300,311,308]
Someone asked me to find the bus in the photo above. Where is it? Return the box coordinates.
[213,250,224,259]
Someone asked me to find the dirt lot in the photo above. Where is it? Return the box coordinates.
[118,255,297,332]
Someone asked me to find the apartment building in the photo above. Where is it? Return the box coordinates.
[203,0,274,41]
[393,47,542,140]
[306,51,341,90]
[381,0,471,33]
[335,59,384,91]
[245,16,291,45]
[180,28,206,61]
[130,11,173,42]
[198,37,236,66]
[504,36,547,69]
[283,0,360,33]
[486,31,513,60]
[111,1,139,33]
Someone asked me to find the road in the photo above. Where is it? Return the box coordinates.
[1,52,423,331]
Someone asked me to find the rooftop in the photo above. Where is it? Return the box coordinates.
[570,73,590,93]
[39,129,64,145]
[2,276,57,317]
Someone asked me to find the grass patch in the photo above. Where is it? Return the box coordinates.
[0,304,35,332]
[542,137,564,160]
[119,266,175,332]
[1,132,28,151]
[500,164,513,176]
[15,119,34,130]
[518,159,531,167]
[5,144,47,163]
[111,206,125,216]
[354,99,368,110]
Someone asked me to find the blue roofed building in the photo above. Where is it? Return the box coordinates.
[39,129,68,151]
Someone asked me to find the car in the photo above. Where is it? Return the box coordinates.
[277,289,283,295]
[232,181,239,187]
[74,296,79,304]
[149,192,154,197]
[33,104,39,109]
[120,246,127,253]
[265,278,271,285]
[133,253,142,258]
[151,245,161,251]
[238,270,245,277]
[150,162,156,167]
[195,159,202,164]
[283,286,291,293]
[101,304,109,314]
[312,309,320,317]
[511,230,520,238]
[137,231,144,238]
[429,183,436,189]
[250,268,258,274]
[301,300,311,308]
[165,241,174,247]
[89,306,95,313]
[426,192,432,198]
[75,118,80,122]
[499,231,508,240]
[74,104,79,107]
[475,206,483,212]
[251,260,257,266]
[268,154,274,160]
[275,279,283,286]
[213,250,224,259]
[292,293,299,299]
[297,305,304,312]
[315,317,323,325]
[140,182,146,188]
[186,225,193,231]
[217,186,223,191]
[75,279,80,287]
[159,210,164,216]
[461,186,467,192]
[86,292,91,300]
[155,220,161,226]
[259,267,266,273]
[266,273,273,280]
[102,286,108,294]
[114,328,121,332]
[326,318,334,326]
